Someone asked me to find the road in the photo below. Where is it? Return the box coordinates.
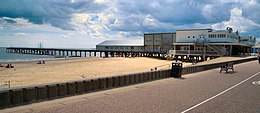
[1,60,260,113]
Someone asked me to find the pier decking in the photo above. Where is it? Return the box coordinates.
[6,47,164,58]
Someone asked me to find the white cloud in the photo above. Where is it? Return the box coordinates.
[212,7,260,33]
[202,4,213,20]
[94,0,109,3]
[1,0,260,47]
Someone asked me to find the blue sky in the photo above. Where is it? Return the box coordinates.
[0,0,260,48]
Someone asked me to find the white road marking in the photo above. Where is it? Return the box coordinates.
[181,71,260,113]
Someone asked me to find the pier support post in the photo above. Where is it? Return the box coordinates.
[105,52,108,58]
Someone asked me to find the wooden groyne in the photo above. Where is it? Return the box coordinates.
[6,47,163,58]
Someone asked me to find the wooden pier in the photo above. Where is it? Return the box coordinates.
[6,47,164,58]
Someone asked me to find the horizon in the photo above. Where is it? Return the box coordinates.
[0,0,260,48]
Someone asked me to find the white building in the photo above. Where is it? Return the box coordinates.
[96,28,256,59]
[96,39,144,52]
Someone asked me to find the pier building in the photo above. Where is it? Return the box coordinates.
[97,28,256,61]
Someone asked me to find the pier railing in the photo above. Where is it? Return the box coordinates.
[6,47,163,58]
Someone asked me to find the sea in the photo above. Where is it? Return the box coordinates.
[0,47,58,63]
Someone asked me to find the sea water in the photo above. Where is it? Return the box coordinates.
[0,47,57,63]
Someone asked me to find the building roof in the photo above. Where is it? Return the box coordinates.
[97,39,144,46]
[253,42,260,48]
[176,29,211,31]
[144,32,176,35]
[172,42,251,47]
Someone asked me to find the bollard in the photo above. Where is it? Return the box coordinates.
[143,72,148,81]
[99,78,106,89]
[47,84,58,98]
[124,75,130,86]
[10,88,24,105]
[57,83,67,96]
[119,76,125,86]
[83,80,92,92]
[0,90,10,107]
[35,85,47,100]
[159,70,163,79]
[138,73,144,83]
[66,82,77,95]
[129,74,135,84]
[161,70,166,78]
[155,71,160,79]
[149,72,154,80]
[23,87,36,102]
[91,79,99,91]
[76,81,85,94]
[112,76,119,87]
[151,72,155,80]
[134,74,140,83]
[106,77,113,88]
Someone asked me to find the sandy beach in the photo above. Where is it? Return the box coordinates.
[0,57,190,87]
[0,56,255,88]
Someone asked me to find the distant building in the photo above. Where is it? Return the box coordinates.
[96,28,256,59]
[172,28,255,58]
[144,32,176,53]
[96,39,144,52]
[252,42,260,53]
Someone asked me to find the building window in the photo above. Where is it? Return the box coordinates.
[193,36,195,38]
[188,36,190,38]
[105,46,109,49]
[180,46,189,51]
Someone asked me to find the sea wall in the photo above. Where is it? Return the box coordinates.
[0,57,257,109]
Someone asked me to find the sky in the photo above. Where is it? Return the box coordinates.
[0,0,260,48]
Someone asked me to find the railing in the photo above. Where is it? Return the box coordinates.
[174,50,219,56]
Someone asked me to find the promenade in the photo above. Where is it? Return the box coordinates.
[1,60,259,113]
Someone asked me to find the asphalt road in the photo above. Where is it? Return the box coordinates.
[1,60,260,113]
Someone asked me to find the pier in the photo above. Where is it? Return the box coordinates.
[6,47,164,58]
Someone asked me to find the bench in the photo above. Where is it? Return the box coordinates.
[220,62,234,73]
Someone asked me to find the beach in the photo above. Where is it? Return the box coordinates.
[0,57,191,87]
[0,56,255,88]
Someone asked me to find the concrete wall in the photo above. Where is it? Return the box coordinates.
[0,57,256,109]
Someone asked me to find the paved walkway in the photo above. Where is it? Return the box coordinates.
[1,60,259,113]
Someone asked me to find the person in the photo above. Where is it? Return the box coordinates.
[5,64,14,68]
[0,63,4,67]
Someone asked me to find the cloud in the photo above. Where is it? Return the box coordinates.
[212,7,260,35]
[0,0,260,48]
[0,0,108,30]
